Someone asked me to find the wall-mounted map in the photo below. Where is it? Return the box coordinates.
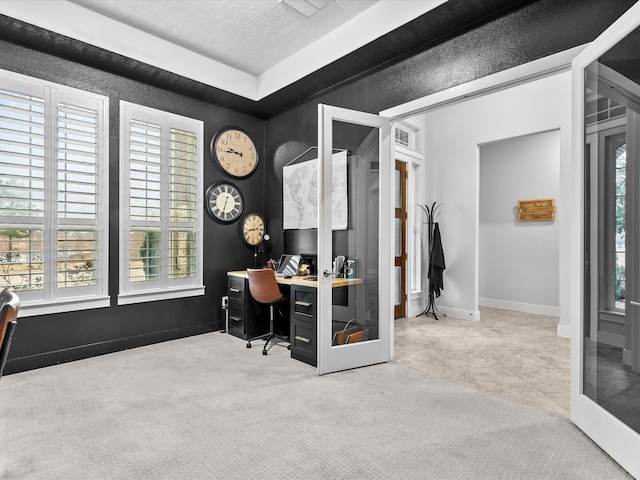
[283,150,348,230]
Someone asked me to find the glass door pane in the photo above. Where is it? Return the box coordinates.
[317,104,391,375]
[584,60,640,431]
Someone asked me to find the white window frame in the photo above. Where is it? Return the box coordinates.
[118,101,204,305]
[394,121,418,149]
[0,69,109,317]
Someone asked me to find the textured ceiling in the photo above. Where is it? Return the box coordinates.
[68,0,380,76]
[1,0,443,100]
[0,0,545,117]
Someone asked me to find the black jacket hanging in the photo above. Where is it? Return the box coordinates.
[429,222,446,298]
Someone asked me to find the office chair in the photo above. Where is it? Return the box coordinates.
[246,268,289,355]
[0,288,20,381]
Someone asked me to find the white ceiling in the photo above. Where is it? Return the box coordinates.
[69,0,379,76]
[0,0,446,100]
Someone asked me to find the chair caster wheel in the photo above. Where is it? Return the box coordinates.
[246,342,251,348]
[262,350,267,355]
[287,345,291,350]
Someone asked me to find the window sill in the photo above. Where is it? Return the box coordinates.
[20,295,111,317]
[117,285,205,306]
[598,309,625,324]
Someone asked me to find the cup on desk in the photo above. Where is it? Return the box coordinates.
[345,259,355,278]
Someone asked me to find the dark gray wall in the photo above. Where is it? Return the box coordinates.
[0,40,266,373]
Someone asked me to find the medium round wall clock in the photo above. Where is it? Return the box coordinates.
[240,212,266,247]
[210,126,259,178]
[205,181,244,224]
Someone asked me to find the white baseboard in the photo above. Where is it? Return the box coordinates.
[436,306,481,321]
[479,297,560,317]
[597,331,625,349]
[623,348,632,366]
[557,323,571,338]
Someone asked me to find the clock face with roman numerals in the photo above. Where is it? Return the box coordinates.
[211,126,259,178]
[241,212,265,247]
[205,182,244,224]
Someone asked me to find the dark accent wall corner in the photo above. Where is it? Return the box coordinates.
[0,39,267,374]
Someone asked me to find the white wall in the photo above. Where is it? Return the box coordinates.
[421,71,571,334]
[479,131,560,315]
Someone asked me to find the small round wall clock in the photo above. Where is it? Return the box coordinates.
[205,181,244,224]
[211,126,259,178]
[240,212,266,247]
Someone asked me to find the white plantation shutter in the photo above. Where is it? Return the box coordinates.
[57,101,100,289]
[0,88,45,292]
[0,89,45,219]
[0,70,108,313]
[169,128,197,280]
[128,119,162,283]
[119,102,203,304]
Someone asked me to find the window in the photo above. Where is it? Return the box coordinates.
[587,118,626,314]
[605,132,626,311]
[119,102,204,304]
[0,70,109,316]
[394,121,418,149]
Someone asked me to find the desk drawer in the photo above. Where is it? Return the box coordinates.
[227,306,244,337]
[292,288,315,319]
[290,319,316,366]
[228,276,245,301]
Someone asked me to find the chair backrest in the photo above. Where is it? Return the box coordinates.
[247,269,284,304]
[0,288,20,380]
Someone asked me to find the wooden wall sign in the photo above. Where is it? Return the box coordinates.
[518,198,556,221]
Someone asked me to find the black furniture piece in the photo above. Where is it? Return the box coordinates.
[289,284,317,366]
[246,268,290,355]
[0,288,20,380]
[227,274,270,341]
[419,202,447,320]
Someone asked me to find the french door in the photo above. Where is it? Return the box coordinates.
[572,3,640,477]
[317,104,392,375]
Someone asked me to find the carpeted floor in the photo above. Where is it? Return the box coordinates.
[0,332,632,479]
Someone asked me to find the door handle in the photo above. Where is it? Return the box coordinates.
[630,301,640,307]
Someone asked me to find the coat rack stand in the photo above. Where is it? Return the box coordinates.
[419,202,446,320]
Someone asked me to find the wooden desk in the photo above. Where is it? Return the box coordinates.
[227,270,362,288]
[226,271,361,366]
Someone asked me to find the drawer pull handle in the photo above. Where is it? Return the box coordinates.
[230,288,241,293]
[296,312,313,318]
[295,301,312,307]
[295,335,311,343]
[230,316,242,322]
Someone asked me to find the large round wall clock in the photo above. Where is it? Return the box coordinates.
[210,126,259,178]
[240,212,266,247]
[205,181,244,224]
